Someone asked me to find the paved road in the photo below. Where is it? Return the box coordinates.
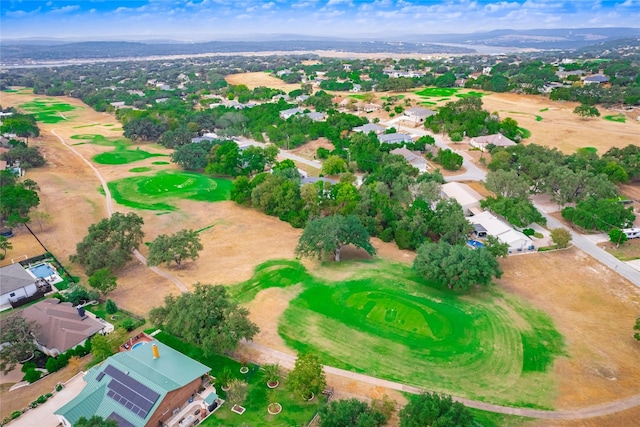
[540,212,640,288]
[242,340,640,420]
[52,129,189,294]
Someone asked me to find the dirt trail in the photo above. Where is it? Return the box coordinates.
[50,129,188,294]
[239,340,640,420]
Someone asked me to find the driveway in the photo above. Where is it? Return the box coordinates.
[10,372,85,427]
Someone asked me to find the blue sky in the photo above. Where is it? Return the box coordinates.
[1,0,639,41]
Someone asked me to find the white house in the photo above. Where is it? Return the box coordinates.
[305,112,326,122]
[379,133,413,144]
[390,147,428,173]
[0,264,39,310]
[279,107,303,120]
[623,227,640,239]
[353,123,386,135]
[469,134,517,152]
[469,211,534,253]
[583,74,609,85]
[404,107,436,124]
[440,182,484,215]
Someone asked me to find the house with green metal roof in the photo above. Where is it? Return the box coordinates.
[55,340,212,427]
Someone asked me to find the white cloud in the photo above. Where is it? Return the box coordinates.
[5,7,42,18]
[327,0,352,6]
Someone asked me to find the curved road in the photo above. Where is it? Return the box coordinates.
[52,128,640,419]
[51,129,189,293]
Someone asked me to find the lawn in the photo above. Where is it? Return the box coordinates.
[85,303,145,331]
[129,167,152,173]
[415,87,459,98]
[107,170,232,211]
[70,134,168,165]
[603,114,626,123]
[18,98,77,124]
[231,260,564,408]
[151,331,323,427]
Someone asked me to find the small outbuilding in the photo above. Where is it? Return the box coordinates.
[440,182,484,216]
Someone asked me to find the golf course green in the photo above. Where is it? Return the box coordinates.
[19,98,77,124]
[71,134,167,164]
[107,170,232,211]
[232,260,564,408]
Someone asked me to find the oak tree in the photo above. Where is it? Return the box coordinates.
[147,229,203,269]
[295,215,375,262]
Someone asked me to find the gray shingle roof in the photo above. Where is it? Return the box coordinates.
[0,263,35,295]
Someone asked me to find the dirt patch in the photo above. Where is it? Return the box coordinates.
[244,286,303,355]
[290,138,334,161]
[225,72,301,92]
[497,248,640,409]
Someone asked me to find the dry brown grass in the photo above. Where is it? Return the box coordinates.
[4,90,640,424]
[498,248,640,409]
[225,72,301,92]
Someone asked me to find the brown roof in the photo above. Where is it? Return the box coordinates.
[21,299,104,353]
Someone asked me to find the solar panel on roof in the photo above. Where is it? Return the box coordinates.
[108,412,136,427]
[96,372,105,382]
[104,365,160,403]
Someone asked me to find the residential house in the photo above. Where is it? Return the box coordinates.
[279,107,303,120]
[301,176,338,186]
[469,134,516,152]
[440,182,484,216]
[296,94,310,103]
[352,123,386,135]
[469,211,534,253]
[363,103,381,112]
[379,133,413,145]
[583,74,610,85]
[305,112,326,122]
[56,340,213,427]
[390,147,428,173]
[350,84,362,93]
[21,298,108,357]
[0,264,40,310]
[403,107,436,124]
[110,101,127,109]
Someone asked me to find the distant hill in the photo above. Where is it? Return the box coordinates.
[400,27,640,49]
[2,27,638,65]
[0,40,474,65]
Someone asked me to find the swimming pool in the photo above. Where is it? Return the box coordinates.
[467,240,486,249]
[29,263,56,278]
[132,342,146,350]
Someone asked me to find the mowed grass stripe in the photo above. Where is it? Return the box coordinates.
[234,260,562,408]
[107,170,232,211]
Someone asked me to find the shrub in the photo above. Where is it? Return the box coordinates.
[11,411,22,420]
[21,361,36,373]
[316,147,330,159]
[105,299,118,314]
[46,357,60,373]
[522,228,535,237]
[30,401,38,409]
[450,131,463,142]
[121,318,136,332]
[24,369,42,383]
[36,394,48,404]
[56,383,63,392]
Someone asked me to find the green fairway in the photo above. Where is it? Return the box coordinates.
[232,261,564,408]
[603,114,626,123]
[94,148,167,165]
[19,98,76,123]
[456,91,485,98]
[70,133,168,164]
[415,87,458,98]
[107,170,232,211]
